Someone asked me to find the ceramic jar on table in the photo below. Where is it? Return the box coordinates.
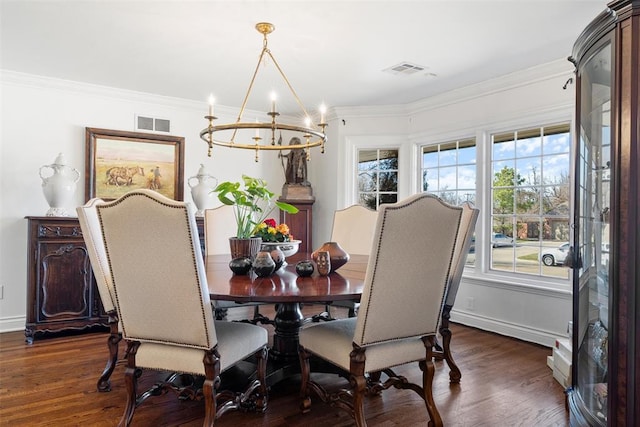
[311,241,350,273]
[252,251,276,277]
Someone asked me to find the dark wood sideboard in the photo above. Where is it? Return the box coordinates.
[24,216,206,343]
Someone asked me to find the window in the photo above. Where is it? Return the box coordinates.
[421,138,476,205]
[421,138,477,266]
[491,123,571,279]
[357,149,398,210]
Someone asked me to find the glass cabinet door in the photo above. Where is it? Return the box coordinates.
[573,35,612,426]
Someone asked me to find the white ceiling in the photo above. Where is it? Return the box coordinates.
[1,1,606,115]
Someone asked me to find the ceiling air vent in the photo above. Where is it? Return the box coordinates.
[384,62,426,75]
[135,115,171,133]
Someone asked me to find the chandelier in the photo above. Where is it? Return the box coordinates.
[200,22,327,162]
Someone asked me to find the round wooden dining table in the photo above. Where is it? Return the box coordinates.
[205,252,368,364]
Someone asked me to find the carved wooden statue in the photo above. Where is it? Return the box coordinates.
[283,137,308,185]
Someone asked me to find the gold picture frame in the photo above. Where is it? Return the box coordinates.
[85,127,185,201]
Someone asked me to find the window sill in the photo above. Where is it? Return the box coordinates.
[462,269,572,296]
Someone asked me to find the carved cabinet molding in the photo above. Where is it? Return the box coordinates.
[25,216,109,343]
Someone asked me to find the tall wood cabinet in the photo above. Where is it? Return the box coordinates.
[25,217,109,343]
[567,1,639,425]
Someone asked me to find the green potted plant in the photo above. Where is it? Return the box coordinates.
[213,175,298,258]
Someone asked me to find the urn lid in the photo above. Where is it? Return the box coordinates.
[196,163,212,177]
[52,152,67,166]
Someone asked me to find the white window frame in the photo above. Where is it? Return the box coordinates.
[414,115,573,292]
[357,148,400,209]
[474,120,572,291]
[489,123,571,280]
[341,135,410,208]
[420,137,477,205]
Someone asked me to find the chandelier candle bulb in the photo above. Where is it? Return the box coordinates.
[208,94,214,117]
[320,103,326,124]
[270,92,277,113]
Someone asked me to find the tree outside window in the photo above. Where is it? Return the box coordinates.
[491,124,571,279]
[357,149,398,210]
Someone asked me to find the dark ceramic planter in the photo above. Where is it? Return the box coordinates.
[229,257,252,275]
[311,241,350,272]
[253,251,276,277]
[295,260,315,277]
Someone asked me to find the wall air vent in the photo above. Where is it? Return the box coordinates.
[135,115,171,133]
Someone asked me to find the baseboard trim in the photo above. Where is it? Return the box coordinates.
[0,316,26,334]
[450,310,565,348]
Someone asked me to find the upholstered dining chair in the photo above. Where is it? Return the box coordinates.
[77,198,121,392]
[330,204,378,256]
[204,205,268,323]
[298,193,464,427]
[97,190,268,427]
[433,202,479,383]
[323,204,378,318]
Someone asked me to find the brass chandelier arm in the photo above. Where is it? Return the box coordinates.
[235,47,269,125]
[230,46,269,142]
[265,49,313,121]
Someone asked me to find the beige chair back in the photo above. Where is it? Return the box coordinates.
[97,189,216,349]
[204,205,237,256]
[444,202,479,307]
[330,204,378,255]
[77,198,114,313]
[353,193,462,346]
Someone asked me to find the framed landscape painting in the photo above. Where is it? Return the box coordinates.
[85,128,185,202]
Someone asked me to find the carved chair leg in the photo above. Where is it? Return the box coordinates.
[97,322,121,392]
[324,304,333,319]
[299,345,313,413]
[118,341,140,427]
[437,305,461,383]
[254,346,269,412]
[441,326,461,383]
[202,348,220,427]
[366,371,383,396]
[348,305,358,318]
[214,307,228,320]
[349,346,368,427]
[421,336,443,427]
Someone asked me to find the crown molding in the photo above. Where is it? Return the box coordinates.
[1,69,205,111]
[328,59,574,119]
[407,58,574,115]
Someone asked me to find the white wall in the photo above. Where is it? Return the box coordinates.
[1,60,575,347]
[0,71,284,332]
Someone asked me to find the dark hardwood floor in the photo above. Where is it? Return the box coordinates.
[0,305,568,426]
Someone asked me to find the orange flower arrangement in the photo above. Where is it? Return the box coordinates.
[253,218,294,243]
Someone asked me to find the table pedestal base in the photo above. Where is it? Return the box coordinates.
[270,302,305,362]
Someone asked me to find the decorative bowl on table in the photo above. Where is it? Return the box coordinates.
[260,240,301,258]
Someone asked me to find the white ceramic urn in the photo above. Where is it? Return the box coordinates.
[188,164,218,216]
[39,153,80,217]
